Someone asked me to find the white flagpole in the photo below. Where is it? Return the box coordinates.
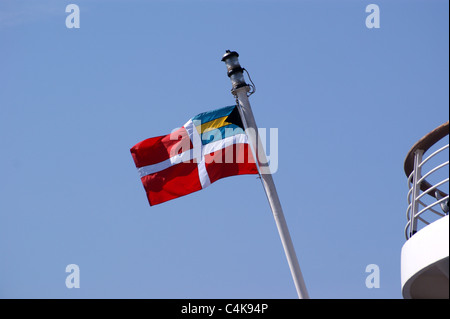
[221,51,309,299]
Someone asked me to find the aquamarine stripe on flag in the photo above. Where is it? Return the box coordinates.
[191,105,236,123]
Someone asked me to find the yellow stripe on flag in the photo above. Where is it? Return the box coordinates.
[196,116,232,134]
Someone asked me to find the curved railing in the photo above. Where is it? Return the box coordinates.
[404,121,449,239]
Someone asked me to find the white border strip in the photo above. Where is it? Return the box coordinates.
[184,119,211,189]
[137,149,193,178]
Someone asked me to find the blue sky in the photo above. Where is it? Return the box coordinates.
[0,0,448,299]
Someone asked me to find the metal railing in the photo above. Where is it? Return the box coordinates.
[404,121,449,239]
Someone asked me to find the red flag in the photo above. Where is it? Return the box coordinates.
[130,105,258,206]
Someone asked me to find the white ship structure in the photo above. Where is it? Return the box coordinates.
[401,121,449,299]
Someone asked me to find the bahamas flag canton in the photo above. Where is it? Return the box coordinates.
[130,105,258,206]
